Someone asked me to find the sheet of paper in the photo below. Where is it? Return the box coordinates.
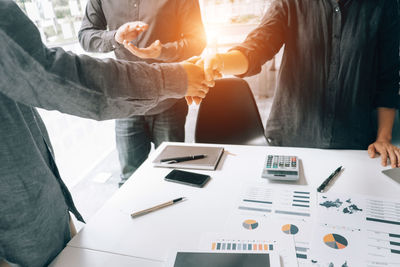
[199,232,297,267]
[309,192,400,266]
[235,183,316,266]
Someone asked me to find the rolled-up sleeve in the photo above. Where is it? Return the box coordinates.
[230,1,288,77]
[374,0,400,109]
[78,0,119,52]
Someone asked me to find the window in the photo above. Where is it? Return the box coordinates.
[14,0,273,187]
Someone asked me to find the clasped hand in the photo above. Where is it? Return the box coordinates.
[115,22,222,105]
[181,54,223,105]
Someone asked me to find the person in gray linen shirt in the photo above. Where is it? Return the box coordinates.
[0,1,209,266]
[79,0,207,186]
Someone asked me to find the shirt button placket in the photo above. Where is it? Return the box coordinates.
[325,4,342,145]
[131,0,140,46]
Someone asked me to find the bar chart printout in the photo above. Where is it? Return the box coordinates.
[237,185,315,219]
[236,184,315,266]
[199,233,298,267]
[364,197,400,266]
[210,239,274,252]
[238,186,274,215]
[366,198,400,226]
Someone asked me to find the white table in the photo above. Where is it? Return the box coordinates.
[52,142,400,265]
[49,247,162,267]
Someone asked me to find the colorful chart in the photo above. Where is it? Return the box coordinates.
[282,224,299,235]
[211,241,274,251]
[323,233,348,249]
[242,219,259,230]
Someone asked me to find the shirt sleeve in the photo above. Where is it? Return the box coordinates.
[157,0,207,62]
[78,0,119,53]
[230,0,288,77]
[374,0,400,109]
[0,1,187,121]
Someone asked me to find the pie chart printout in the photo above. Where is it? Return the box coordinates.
[281,224,299,235]
[242,219,259,230]
[323,233,348,249]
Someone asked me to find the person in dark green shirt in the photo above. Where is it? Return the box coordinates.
[201,0,400,167]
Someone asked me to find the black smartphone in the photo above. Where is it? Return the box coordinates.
[165,169,210,188]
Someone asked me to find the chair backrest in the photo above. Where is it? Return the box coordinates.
[195,78,267,146]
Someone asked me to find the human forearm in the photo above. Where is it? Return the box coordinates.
[368,107,400,168]
[78,28,118,53]
[202,50,249,82]
[376,107,396,142]
[219,50,249,76]
[0,28,187,120]
[78,0,118,53]
[157,35,206,62]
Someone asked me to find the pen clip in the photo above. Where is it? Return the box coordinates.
[162,160,178,164]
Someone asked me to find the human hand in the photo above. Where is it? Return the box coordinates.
[368,140,400,168]
[182,56,216,105]
[115,21,148,44]
[123,40,162,59]
[180,61,209,105]
[203,53,224,86]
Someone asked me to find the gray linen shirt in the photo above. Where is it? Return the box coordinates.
[78,0,206,115]
[233,0,399,149]
[0,1,187,266]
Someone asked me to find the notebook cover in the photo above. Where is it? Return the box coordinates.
[152,145,224,170]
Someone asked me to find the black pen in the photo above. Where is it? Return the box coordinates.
[317,166,343,193]
[160,154,206,164]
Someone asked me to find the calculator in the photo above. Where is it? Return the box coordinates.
[261,155,299,181]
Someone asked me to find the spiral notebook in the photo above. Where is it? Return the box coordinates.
[152,145,224,170]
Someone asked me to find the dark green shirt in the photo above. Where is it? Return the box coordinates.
[234,0,399,149]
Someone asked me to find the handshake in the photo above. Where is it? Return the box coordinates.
[180,55,223,105]
[114,21,224,106]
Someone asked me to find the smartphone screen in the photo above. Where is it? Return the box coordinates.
[165,170,210,188]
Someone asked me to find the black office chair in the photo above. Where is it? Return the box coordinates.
[195,78,268,146]
[392,110,400,146]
